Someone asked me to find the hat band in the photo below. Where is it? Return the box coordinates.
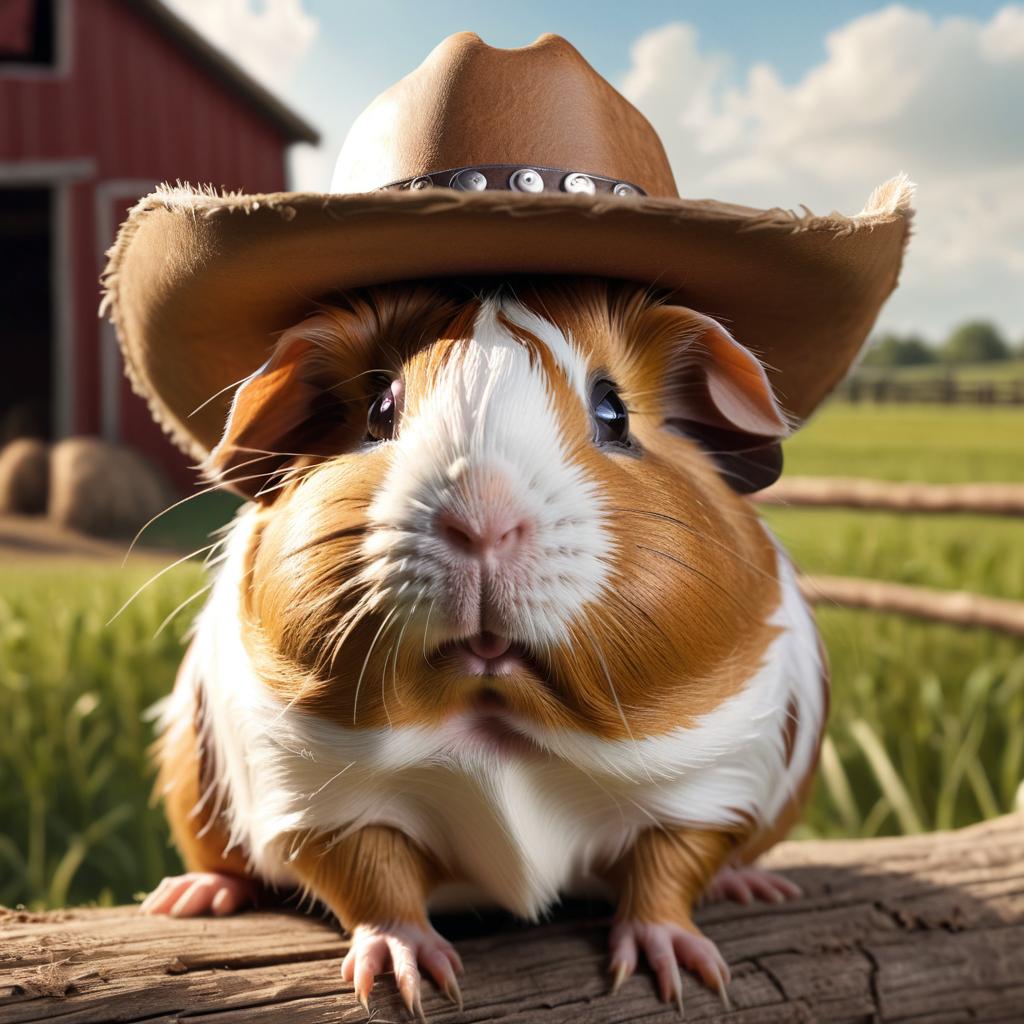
[377,164,647,198]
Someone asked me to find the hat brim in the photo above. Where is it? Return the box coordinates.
[102,179,913,460]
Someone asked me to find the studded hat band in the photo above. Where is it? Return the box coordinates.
[378,164,647,198]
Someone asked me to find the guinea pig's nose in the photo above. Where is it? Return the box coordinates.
[436,510,528,560]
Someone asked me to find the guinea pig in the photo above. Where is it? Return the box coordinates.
[141,276,827,1017]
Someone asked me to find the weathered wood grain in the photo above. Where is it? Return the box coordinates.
[3,813,1023,1023]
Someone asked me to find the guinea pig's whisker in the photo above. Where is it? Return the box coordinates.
[578,625,654,785]
[322,366,399,396]
[387,599,419,714]
[378,604,412,728]
[227,443,335,461]
[107,540,222,625]
[311,581,371,630]
[188,373,256,419]
[321,581,384,663]
[319,583,382,672]
[421,599,437,663]
[252,464,323,500]
[152,580,215,639]
[120,470,264,566]
[352,607,400,726]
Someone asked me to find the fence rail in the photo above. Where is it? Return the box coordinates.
[837,376,1024,405]
[756,477,1024,516]
[756,476,1024,635]
[800,575,1024,636]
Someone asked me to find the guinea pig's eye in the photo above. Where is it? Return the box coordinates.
[367,378,400,442]
[590,378,629,446]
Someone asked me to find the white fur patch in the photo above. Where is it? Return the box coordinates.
[359,296,608,648]
[175,509,824,916]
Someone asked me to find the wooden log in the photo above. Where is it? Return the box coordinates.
[2,813,1023,1022]
[800,574,1024,636]
[755,477,1024,516]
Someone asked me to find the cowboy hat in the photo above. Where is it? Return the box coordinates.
[102,31,913,461]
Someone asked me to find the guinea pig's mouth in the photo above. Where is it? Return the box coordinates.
[433,631,552,685]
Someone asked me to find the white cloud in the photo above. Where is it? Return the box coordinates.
[164,0,317,91]
[621,5,1024,341]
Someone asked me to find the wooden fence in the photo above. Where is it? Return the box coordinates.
[837,375,1024,405]
[755,476,1024,635]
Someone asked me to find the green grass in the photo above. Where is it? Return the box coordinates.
[2,401,1023,907]
[781,404,1024,482]
[765,403,1024,840]
[0,561,205,908]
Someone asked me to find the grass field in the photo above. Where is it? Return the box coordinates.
[1,403,1022,908]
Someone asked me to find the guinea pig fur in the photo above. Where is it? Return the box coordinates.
[146,277,827,1013]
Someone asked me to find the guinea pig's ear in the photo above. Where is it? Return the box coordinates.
[661,309,792,494]
[203,338,320,501]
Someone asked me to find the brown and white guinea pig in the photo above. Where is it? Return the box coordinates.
[142,276,827,1016]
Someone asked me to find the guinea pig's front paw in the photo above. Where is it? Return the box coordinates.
[342,920,464,1021]
[139,871,258,917]
[704,864,802,906]
[608,919,730,1015]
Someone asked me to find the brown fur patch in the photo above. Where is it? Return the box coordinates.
[606,825,741,927]
[288,825,444,929]
[154,643,251,878]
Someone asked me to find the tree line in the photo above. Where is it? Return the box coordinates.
[863,321,1023,368]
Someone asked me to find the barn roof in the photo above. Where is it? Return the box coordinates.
[131,0,320,146]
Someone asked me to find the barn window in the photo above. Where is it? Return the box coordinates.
[0,0,57,67]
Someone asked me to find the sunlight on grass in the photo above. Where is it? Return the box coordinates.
[0,561,205,908]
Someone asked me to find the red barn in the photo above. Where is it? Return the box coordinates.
[0,0,318,490]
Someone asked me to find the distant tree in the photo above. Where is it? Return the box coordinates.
[938,321,1010,364]
[861,332,936,367]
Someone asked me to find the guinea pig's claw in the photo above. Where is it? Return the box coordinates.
[610,959,631,994]
[401,981,426,1024]
[344,921,462,1020]
[609,919,730,1016]
[661,957,685,1017]
[717,973,732,1011]
[443,975,465,1012]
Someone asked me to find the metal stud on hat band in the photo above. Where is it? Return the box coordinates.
[378,164,647,197]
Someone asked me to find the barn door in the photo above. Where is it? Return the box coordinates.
[0,186,53,443]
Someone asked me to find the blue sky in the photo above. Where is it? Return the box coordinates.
[296,0,1010,89]
[169,1,1024,341]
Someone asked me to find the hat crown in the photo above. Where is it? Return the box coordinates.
[331,32,679,198]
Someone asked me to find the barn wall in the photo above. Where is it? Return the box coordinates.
[1,0,302,491]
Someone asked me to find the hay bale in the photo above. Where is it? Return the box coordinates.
[49,437,170,538]
[0,438,50,515]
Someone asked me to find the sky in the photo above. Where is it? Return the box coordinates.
[165,0,1024,344]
